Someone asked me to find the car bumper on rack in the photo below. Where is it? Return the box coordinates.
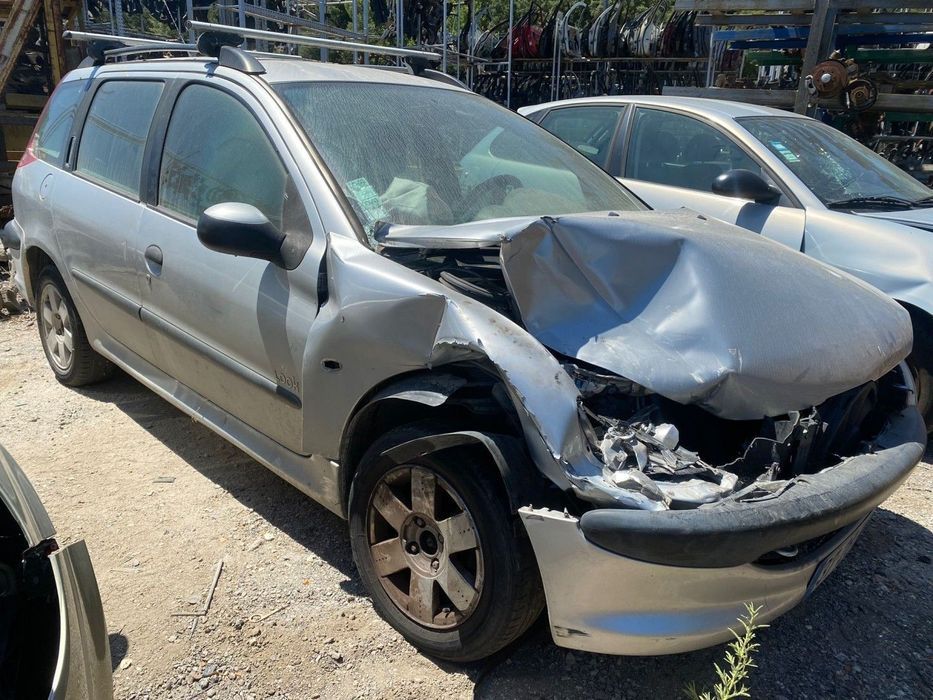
[519,405,926,656]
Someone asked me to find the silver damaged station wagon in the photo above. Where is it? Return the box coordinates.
[4,32,927,661]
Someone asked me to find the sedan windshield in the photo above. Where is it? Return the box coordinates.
[275,81,643,243]
[738,116,933,209]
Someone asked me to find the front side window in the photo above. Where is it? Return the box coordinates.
[275,82,642,244]
[76,80,163,197]
[739,116,933,208]
[33,80,85,165]
[625,107,760,192]
[539,105,625,168]
[159,84,287,227]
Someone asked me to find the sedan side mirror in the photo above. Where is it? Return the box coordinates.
[197,203,285,265]
[712,169,782,205]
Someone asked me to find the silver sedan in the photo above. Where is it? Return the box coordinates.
[521,96,933,429]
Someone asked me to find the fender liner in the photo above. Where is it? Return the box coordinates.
[379,430,539,513]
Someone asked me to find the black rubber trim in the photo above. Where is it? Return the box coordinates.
[139,308,301,409]
[579,406,927,568]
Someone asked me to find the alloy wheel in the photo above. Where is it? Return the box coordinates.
[366,465,484,629]
[40,284,74,372]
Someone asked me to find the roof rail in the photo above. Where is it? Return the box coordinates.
[63,29,264,74]
[187,21,441,66]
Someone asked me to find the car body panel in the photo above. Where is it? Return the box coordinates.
[50,541,113,700]
[619,178,807,250]
[0,445,112,699]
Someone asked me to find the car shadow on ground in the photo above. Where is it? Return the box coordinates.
[83,375,933,699]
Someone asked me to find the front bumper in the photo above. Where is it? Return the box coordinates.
[520,405,926,655]
[520,507,868,655]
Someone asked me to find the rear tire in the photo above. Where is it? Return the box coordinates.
[906,309,932,433]
[36,267,114,387]
[348,425,544,662]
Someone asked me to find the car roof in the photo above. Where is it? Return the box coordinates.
[65,55,464,91]
[518,95,808,121]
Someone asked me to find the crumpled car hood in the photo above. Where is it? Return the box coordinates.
[382,211,913,419]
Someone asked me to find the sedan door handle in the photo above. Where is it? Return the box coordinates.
[144,245,163,277]
[145,245,163,265]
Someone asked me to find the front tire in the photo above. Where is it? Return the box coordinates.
[906,309,932,433]
[36,267,114,386]
[349,426,544,662]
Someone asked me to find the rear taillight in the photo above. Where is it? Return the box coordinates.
[17,132,38,168]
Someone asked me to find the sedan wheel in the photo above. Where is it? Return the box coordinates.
[36,267,114,386]
[349,424,545,662]
[367,465,484,629]
[39,283,74,372]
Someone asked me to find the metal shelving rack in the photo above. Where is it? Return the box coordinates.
[664,1,933,115]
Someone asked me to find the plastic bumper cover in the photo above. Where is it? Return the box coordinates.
[520,507,870,655]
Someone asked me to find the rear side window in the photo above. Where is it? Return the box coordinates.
[539,105,625,168]
[158,84,287,227]
[33,80,85,166]
[76,80,163,197]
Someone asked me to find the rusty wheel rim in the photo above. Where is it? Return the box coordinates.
[366,465,484,630]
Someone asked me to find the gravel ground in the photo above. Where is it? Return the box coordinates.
[1,310,931,699]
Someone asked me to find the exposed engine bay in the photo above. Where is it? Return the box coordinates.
[377,211,915,511]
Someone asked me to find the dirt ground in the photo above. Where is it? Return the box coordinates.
[1,310,931,699]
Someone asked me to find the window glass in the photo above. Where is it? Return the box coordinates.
[159,84,287,227]
[33,80,85,165]
[738,116,932,207]
[76,81,162,196]
[625,108,760,192]
[539,105,624,168]
[275,82,643,245]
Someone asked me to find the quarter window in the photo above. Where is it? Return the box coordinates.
[76,80,163,197]
[625,108,760,192]
[158,84,287,227]
[539,105,624,168]
[33,80,85,166]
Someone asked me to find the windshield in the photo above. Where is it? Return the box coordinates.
[738,116,933,208]
[275,81,643,243]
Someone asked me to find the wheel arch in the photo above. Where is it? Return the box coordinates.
[22,244,57,306]
[337,363,548,514]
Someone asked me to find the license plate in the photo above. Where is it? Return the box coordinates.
[805,518,869,598]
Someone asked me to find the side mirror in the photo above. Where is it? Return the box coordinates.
[712,169,782,205]
[197,203,285,264]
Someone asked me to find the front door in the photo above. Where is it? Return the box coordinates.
[618,106,806,251]
[136,80,323,454]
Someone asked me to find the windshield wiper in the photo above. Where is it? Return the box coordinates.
[911,194,933,207]
[826,195,917,210]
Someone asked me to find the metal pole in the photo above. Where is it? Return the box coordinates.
[114,0,124,35]
[108,0,115,35]
[441,0,447,74]
[363,0,369,63]
[186,0,195,42]
[238,0,245,28]
[506,0,513,109]
[319,0,328,61]
[397,0,403,66]
[352,0,358,63]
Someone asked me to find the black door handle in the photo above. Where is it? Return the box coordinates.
[145,245,163,266]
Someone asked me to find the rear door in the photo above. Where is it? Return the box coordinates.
[617,106,806,250]
[136,79,324,453]
[54,77,164,361]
